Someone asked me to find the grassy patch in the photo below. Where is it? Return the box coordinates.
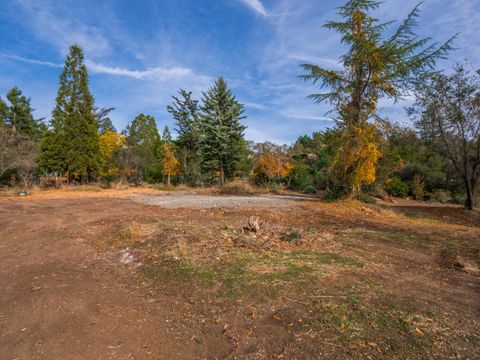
[342,228,427,248]
[141,249,364,301]
[279,228,302,242]
[302,295,437,357]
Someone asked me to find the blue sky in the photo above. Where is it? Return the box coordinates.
[0,0,478,144]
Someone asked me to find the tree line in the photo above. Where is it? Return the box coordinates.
[1,0,479,209]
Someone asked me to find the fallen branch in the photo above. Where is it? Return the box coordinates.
[283,296,309,305]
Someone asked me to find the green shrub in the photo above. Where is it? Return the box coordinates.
[269,182,279,193]
[280,228,302,242]
[385,178,409,198]
[313,171,329,191]
[289,164,310,191]
[450,193,465,205]
[412,175,425,200]
[430,190,451,204]
[358,193,377,204]
[438,242,463,269]
[303,185,317,194]
[323,191,343,202]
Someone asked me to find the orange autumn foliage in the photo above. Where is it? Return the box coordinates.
[253,155,294,181]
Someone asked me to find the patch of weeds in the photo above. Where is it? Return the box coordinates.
[176,258,217,282]
[100,220,162,248]
[305,297,436,357]
[141,249,364,303]
[290,249,364,268]
[358,193,377,204]
[280,228,302,242]
[437,242,463,269]
[345,228,423,248]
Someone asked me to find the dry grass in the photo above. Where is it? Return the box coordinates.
[91,194,480,358]
[217,179,265,195]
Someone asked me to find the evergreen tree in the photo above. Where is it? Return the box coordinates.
[39,44,101,182]
[125,113,162,182]
[199,77,246,186]
[300,0,455,196]
[95,107,116,134]
[167,89,201,185]
[1,87,46,140]
[0,97,8,126]
[162,125,173,144]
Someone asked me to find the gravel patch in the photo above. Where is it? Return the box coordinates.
[130,192,317,209]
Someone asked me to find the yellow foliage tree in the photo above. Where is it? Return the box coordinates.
[332,123,382,195]
[162,144,181,185]
[283,160,295,176]
[300,1,453,196]
[99,130,126,179]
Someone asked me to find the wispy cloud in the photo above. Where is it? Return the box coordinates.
[3,53,212,83]
[1,54,63,68]
[238,0,268,16]
[283,113,334,122]
[242,101,267,110]
[85,60,211,82]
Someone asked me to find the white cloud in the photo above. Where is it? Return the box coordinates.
[238,0,268,16]
[1,54,63,68]
[3,53,212,84]
[85,60,211,82]
[282,113,334,122]
[243,101,267,110]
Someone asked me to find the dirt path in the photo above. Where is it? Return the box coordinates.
[0,197,228,360]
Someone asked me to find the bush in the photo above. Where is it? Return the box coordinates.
[450,193,465,205]
[219,179,257,195]
[430,190,451,204]
[289,164,310,191]
[280,228,302,242]
[322,191,344,202]
[313,171,329,191]
[269,182,279,193]
[358,193,377,204]
[385,178,409,198]
[412,175,425,200]
[303,185,317,194]
[438,243,463,269]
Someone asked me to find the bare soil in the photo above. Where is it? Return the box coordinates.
[1,189,479,359]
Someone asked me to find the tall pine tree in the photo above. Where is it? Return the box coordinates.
[125,113,162,182]
[167,89,201,185]
[39,44,101,182]
[300,0,455,195]
[162,125,173,144]
[199,77,246,186]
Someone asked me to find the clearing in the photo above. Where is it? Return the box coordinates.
[0,189,479,359]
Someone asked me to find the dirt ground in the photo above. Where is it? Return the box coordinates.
[0,189,479,359]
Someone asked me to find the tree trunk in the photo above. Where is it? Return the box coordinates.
[22,173,28,191]
[220,165,225,187]
[12,112,16,133]
[464,179,474,210]
[167,173,171,186]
